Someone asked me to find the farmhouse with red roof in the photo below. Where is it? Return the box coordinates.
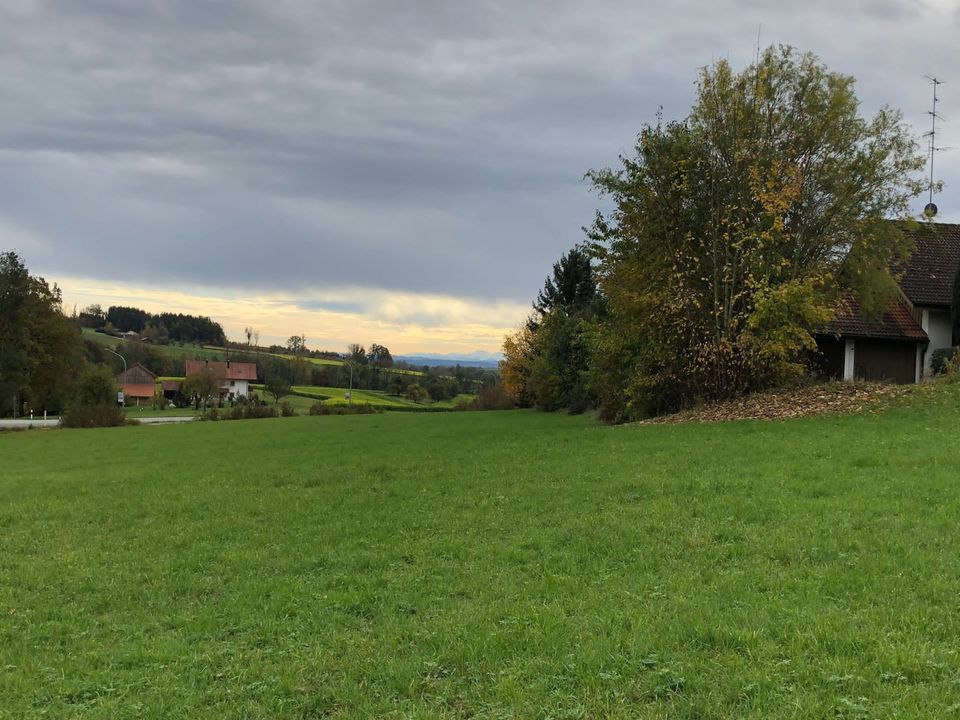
[184,360,258,398]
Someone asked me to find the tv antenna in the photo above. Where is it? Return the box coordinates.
[923,75,946,217]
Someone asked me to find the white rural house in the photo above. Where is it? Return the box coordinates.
[898,222,960,374]
[184,360,258,398]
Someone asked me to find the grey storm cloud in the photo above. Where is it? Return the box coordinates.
[1,0,958,302]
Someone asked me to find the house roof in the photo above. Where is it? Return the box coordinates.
[161,380,182,392]
[184,360,258,381]
[116,362,157,383]
[822,296,928,343]
[900,222,960,308]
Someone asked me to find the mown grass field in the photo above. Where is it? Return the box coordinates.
[3,384,960,718]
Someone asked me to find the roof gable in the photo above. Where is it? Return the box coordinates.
[117,363,157,384]
[184,360,258,381]
[900,222,960,308]
[822,296,928,343]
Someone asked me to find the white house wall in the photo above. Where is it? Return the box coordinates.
[222,379,250,397]
[921,308,953,375]
[843,339,856,381]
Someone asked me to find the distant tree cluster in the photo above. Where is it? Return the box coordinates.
[90,305,226,345]
[104,306,151,333]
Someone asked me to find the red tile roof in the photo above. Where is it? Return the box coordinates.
[900,222,960,308]
[184,360,258,381]
[822,296,928,342]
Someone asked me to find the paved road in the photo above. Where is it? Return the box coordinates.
[0,416,197,429]
[0,418,61,429]
[134,416,198,425]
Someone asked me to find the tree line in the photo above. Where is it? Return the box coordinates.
[78,304,226,345]
[502,47,926,422]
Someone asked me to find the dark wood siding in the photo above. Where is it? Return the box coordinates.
[854,340,917,384]
[815,337,845,379]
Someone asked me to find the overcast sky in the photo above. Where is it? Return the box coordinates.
[2,0,958,354]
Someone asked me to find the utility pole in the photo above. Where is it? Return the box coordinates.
[107,346,127,407]
[344,360,354,405]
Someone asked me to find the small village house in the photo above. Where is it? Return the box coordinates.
[899,222,960,373]
[116,363,157,406]
[817,222,960,383]
[184,360,258,398]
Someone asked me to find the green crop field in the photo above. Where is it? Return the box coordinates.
[3,384,960,718]
[290,385,405,405]
[263,352,344,368]
[256,385,465,411]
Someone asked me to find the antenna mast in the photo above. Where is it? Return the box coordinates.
[923,75,944,217]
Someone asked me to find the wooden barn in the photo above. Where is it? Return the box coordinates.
[116,363,157,405]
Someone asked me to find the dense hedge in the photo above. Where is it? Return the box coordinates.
[455,384,516,411]
[202,404,278,421]
[61,405,126,428]
[309,402,380,416]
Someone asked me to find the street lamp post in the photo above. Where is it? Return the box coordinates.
[107,347,127,407]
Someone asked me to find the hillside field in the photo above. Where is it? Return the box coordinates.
[3,385,960,717]
[83,329,425,376]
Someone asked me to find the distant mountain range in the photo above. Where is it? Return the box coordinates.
[396,351,502,369]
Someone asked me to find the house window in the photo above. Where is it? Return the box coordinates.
[230,380,235,386]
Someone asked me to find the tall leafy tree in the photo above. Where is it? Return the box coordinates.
[502,244,600,410]
[183,367,221,409]
[369,344,393,369]
[0,251,83,415]
[347,344,367,365]
[264,375,291,405]
[586,46,925,418]
[0,252,31,415]
[532,245,598,322]
[78,304,106,328]
[287,335,307,356]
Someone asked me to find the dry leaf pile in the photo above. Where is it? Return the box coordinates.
[640,381,913,425]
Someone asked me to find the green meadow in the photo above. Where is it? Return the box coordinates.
[3,384,960,718]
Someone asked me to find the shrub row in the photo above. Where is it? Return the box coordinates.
[456,384,516,411]
[61,405,127,428]
[202,404,279,421]
[309,402,380,415]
